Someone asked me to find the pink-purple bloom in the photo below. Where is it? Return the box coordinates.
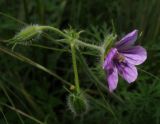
[103,30,147,92]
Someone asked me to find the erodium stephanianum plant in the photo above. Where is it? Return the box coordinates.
[103,30,147,92]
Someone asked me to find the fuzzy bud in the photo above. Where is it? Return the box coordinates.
[101,34,117,61]
[10,25,43,44]
[67,91,89,116]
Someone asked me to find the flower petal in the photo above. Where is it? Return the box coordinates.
[117,63,138,83]
[119,46,147,65]
[116,30,138,49]
[103,48,117,70]
[107,67,118,92]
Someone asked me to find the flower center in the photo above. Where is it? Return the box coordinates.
[116,52,125,63]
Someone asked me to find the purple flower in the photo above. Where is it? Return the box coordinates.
[103,30,147,92]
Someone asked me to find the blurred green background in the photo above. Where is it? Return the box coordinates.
[0,0,160,124]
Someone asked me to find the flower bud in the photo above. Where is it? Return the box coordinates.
[10,25,43,44]
[67,91,89,116]
[101,34,117,61]
[103,34,117,51]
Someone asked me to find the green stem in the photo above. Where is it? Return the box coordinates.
[71,44,80,93]
[76,40,102,51]
[41,26,68,38]
[41,26,102,51]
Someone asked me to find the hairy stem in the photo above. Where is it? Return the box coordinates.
[71,44,80,93]
[41,26,68,38]
[76,39,102,51]
[41,26,102,51]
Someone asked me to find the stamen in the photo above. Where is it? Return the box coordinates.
[117,52,125,63]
